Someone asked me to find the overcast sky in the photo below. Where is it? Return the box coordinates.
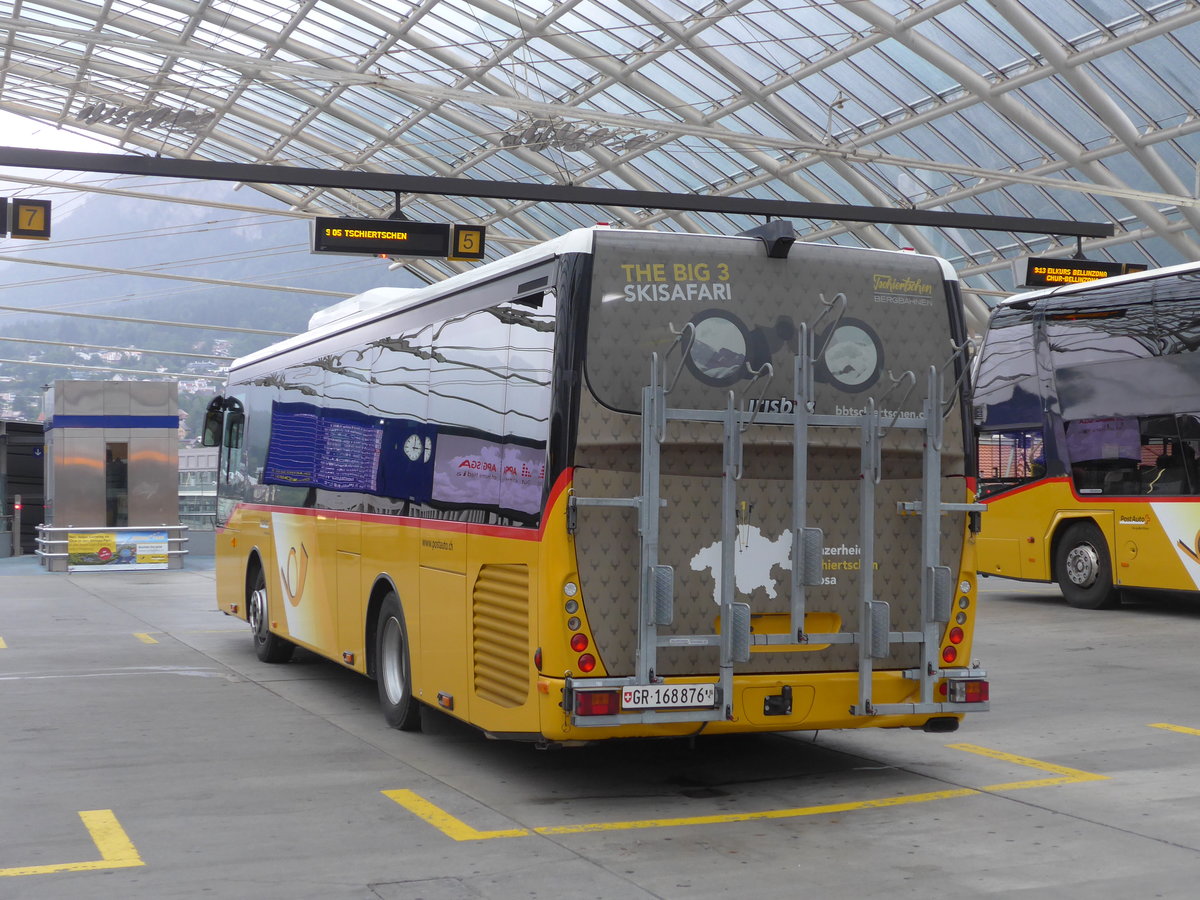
[0,111,114,153]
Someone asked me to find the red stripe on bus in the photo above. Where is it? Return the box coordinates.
[980,476,1067,503]
[222,467,576,542]
[983,475,1200,505]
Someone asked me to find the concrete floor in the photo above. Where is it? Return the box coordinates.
[2,556,1199,898]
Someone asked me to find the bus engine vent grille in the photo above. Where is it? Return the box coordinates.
[472,564,531,708]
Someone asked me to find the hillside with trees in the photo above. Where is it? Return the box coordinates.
[0,177,421,439]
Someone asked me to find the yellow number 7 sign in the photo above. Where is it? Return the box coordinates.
[8,198,52,240]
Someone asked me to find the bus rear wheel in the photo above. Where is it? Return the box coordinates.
[1055,522,1121,610]
[249,567,295,663]
[376,593,422,731]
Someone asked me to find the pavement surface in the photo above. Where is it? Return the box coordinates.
[2,555,1200,898]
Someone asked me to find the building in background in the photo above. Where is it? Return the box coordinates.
[179,445,217,528]
[0,419,45,556]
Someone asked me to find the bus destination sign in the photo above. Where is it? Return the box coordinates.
[1024,256,1147,287]
[313,217,451,257]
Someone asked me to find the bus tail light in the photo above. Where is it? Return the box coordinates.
[574,690,619,716]
[947,678,989,703]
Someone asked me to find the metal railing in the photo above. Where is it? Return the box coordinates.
[35,524,189,572]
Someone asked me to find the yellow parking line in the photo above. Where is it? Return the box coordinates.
[0,810,144,877]
[383,791,532,840]
[949,742,1110,790]
[0,636,7,649]
[385,743,1106,842]
[532,788,978,836]
[1148,722,1200,736]
[133,633,158,644]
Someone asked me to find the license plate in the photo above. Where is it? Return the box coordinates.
[621,683,716,710]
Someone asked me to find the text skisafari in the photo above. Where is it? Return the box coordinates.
[620,261,732,302]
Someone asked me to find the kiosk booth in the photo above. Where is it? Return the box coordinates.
[36,380,188,572]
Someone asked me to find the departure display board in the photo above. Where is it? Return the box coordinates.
[1024,257,1147,287]
[313,217,450,257]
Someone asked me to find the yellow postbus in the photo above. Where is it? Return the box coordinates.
[975,261,1200,608]
[204,225,988,743]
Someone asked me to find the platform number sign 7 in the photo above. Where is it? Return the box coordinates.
[7,198,51,240]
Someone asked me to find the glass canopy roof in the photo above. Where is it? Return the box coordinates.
[2,0,1199,329]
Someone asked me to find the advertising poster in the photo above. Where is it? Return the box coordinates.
[67,531,169,572]
[431,433,546,515]
[262,401,383,493]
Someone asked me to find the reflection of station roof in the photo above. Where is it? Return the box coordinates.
[3,1,1199,326]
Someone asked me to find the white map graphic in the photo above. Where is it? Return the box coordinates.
[690,526,792,604]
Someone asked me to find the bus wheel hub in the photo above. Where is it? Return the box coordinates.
[249,587,267,635]
[1066,544,1099,587]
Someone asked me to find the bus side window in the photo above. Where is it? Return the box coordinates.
[1143,440,1200,495]
[1177,414,1200,495]
[976,429,1044,498]
[1182,440,1200,495]
[1065,417,1140,495]
[972,307,1040,427]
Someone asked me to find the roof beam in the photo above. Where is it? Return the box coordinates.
[0,146,1114,237]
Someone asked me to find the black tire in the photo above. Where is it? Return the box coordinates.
[248,566,295,663]
[376,592,422,731]
[1054,522,1121,610]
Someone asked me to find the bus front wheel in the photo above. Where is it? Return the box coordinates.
[249,566,295,663]
[1055,522,1121,610]
[376,593,422,731]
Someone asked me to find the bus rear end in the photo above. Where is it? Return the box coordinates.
[539,228,988,740]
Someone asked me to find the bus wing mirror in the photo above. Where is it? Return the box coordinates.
[202,397,225,447]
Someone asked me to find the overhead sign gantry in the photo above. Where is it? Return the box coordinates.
[0,147,1117,243]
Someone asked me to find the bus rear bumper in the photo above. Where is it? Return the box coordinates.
[535,670,988,741]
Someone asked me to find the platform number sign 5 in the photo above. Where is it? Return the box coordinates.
[450,224,487,261]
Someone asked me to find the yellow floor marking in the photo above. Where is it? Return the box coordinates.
[133,633,158,644]
[385,743,1106,841]
[531,788,978,836]
[383,791,532,840]
[1148,722,1200,736]
[0,637,7,649]
[948,743,1110,790]
[0,810,144,877]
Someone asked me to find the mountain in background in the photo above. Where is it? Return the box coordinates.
[0,176,422,437]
